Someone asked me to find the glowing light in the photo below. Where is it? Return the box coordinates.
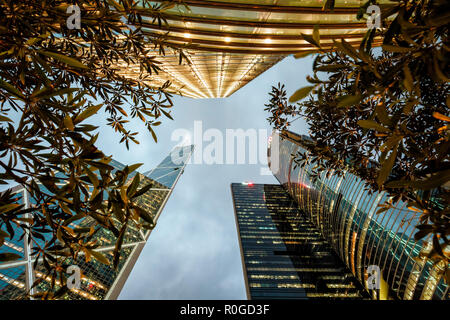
[183,33,191,39]
[264,38,272,44]
[224,37,231,43]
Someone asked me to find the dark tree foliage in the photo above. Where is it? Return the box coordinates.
[266,0,449,282]
[0,0,189,299]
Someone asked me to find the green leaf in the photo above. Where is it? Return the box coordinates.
[132,182,153,199]
[375,104,392,126]
[433,235,444,256]
[312,25,320,48]
[74,104,103,124]
[0,229,10,238]
[127,163,143,174]
[0,253,21,262]
[38,51,88,69]
[322,0,335,11]
[338,94,362,108]
[107,0,124,11]
[0,115,13,122]
[380,134,403,152]
[160,108,173,120]
[127,173,140,197]
[445,268,450,285]
[315,64,348,73]
[334,39,360,61]
[386,170,450,190]
[357,120,391,133]
[411,169,450,190]
[64,115,74,131]
[136,207,154,226]
[33,87,79,100]
[0,203,21,214]
[414,225,433,241]
[24,32,51,47]
[289,86,315,103]
[88,249,110,265]
[85,167,99,188]
[385,180,411,188]
[62,213,85,227]
[301,33,321,49]
[403,65,414,92]
[382,45,413,53]
[113,223,127,269]
[0,79,25,100]
[357,1,371,20]
[433,56,450,82]
[149,126,158,142]
[377,144,398,186]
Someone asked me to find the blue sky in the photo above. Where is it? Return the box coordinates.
[92,55,313,299]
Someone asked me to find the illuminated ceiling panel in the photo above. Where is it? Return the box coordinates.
[120,0,394,98]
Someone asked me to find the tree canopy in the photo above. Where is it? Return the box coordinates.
[0,0,186,298]
[266,0,449,282]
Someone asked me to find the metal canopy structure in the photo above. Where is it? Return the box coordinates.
[117,0,392,98]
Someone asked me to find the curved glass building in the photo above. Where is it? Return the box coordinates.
[268,130,449,300]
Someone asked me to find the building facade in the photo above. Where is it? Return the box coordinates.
[268,130,449,300]
[0,145,194,300]
[232,182,368,299]
[117,0,392,98]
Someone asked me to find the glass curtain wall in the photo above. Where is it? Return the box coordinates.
[268,130,448,300]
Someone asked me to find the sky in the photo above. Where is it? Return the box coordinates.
[78,55,314,299]
[105,55,313,300]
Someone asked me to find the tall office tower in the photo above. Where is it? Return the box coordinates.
[0,145,194,300]
[268,130,449,300]
[118,0,392,98]
[231,182,368,299]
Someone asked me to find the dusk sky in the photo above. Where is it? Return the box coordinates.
[93,55,312,299]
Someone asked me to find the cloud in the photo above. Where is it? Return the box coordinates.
[110,56,312,299]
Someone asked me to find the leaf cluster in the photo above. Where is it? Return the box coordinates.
[266,0,450,284]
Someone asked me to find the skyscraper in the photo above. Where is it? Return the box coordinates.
[117,1,391,98]
[0,145,194,300]
[232,182,368,299]
[268,130,449,300]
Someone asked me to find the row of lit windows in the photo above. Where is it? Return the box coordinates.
[240,230,318,235]
[306,292,362,298]
[247,267,346,272]
[250,283,315,289]
[249,275,298,280]
[240,235,324,241]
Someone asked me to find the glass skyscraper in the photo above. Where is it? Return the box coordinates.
[232,182,368,299]
[0,145,194,300]
[268,130,448,300]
